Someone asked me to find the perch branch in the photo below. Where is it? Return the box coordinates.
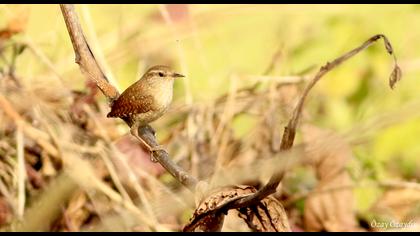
[60,4,119,102]
[229,34,402,209]
[59,4,198,190]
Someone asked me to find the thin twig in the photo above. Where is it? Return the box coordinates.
[23,37,66,85]
[59,4,198,190]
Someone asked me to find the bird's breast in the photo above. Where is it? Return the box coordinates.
[152,79,174,109]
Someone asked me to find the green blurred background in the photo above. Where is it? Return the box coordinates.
[1,4,419,214]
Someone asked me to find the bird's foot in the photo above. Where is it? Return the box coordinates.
[149,145,165,162]
[130,125,162,163]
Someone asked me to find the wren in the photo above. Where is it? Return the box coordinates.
[107,65,184,159]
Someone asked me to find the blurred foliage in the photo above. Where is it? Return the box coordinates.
[1,4,419,229]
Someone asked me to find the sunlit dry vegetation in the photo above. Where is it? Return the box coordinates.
[0,4,419,232]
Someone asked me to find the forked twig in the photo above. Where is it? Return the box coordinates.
[59,4,198,190]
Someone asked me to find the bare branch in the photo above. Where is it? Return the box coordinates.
[60,4,119,103]
[59,4,198,190]
[231,34,402,209]
[138,126,198,188]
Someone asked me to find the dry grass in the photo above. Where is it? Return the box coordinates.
[0,4,419,232]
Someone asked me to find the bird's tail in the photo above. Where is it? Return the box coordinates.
[106,111,114,118]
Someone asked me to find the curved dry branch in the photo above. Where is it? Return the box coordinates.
[60,4,119,103]
[228,34,402,210]
[59,4,198,190]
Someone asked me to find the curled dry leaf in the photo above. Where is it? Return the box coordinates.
[389,65,402,90]
[183,185,256,232]
[238,195,291,232]
[303,173,359,232]
[183,185,290,232]
[186,212,226,232]
[302,125,361,232]
[51,190,94,232]
[63,191,91,232]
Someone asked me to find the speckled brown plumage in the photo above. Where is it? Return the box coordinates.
[107,91,155,119]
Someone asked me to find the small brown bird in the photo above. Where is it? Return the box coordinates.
[107,65,184,155]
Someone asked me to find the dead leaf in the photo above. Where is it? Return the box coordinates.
[301,125,361,232]
[184,185,291,232]
[184,185,255,232]
[370,188,420,223]
[389,65,402,90]
[53,190,92,232]
[238,195,291,232]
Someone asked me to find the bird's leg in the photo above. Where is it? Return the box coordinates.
[142,125,166,162]
[130,124,152,150]
[130,124,165,163]
[144,124,156,137]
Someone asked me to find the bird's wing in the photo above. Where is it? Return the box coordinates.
[107,93,155,118]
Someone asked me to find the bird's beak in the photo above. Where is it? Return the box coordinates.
[173,73,185,78]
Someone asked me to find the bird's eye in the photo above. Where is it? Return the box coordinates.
[158,72,164,77]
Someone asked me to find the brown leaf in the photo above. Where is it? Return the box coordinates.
[188,212,226,232]
[303,173,359,232]
[183,185,256,232]
[238,196,291,232]
[389,65,402,90]
[370,188,420,223]
[302,125,351,179]
[184,185,291,232]
[53,191,92,232]
[302,125,360,232]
